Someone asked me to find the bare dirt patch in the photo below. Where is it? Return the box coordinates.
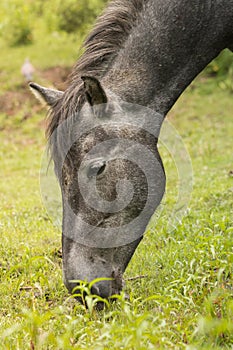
[40,66,71,91]
[0,66,71,116]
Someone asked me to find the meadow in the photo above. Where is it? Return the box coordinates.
[0,1,233,349]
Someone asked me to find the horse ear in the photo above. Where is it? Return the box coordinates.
[81,76,108,107]
[29,82,64,107]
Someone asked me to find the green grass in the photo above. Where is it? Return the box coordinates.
[0,16,233,350]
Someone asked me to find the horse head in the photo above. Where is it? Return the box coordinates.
[30,76,165,300]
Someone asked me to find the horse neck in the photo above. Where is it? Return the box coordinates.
[103,0,233,116]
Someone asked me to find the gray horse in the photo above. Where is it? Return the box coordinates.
[30,0,233,300]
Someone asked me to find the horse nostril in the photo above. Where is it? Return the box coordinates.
[111,269,123,294]
[91,285,100,296]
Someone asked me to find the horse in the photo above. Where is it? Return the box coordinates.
[30,0,233,301]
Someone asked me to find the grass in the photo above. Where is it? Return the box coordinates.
[0,19,233,350]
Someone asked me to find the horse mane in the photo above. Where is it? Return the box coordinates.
[47,0,146,139]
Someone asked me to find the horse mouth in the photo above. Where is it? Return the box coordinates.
[76,269,123,298]
[69,270,124,310]
[62,235,142,306]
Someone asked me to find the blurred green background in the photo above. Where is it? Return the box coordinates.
[0,0,108,91]
[0,0,233,88]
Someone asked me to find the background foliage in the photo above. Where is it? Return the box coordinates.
[0,0,232,77]
[0,0,108,45]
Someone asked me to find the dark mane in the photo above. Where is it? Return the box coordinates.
[47,0,146,139]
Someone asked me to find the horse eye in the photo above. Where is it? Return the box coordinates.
[87,161,106,179]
